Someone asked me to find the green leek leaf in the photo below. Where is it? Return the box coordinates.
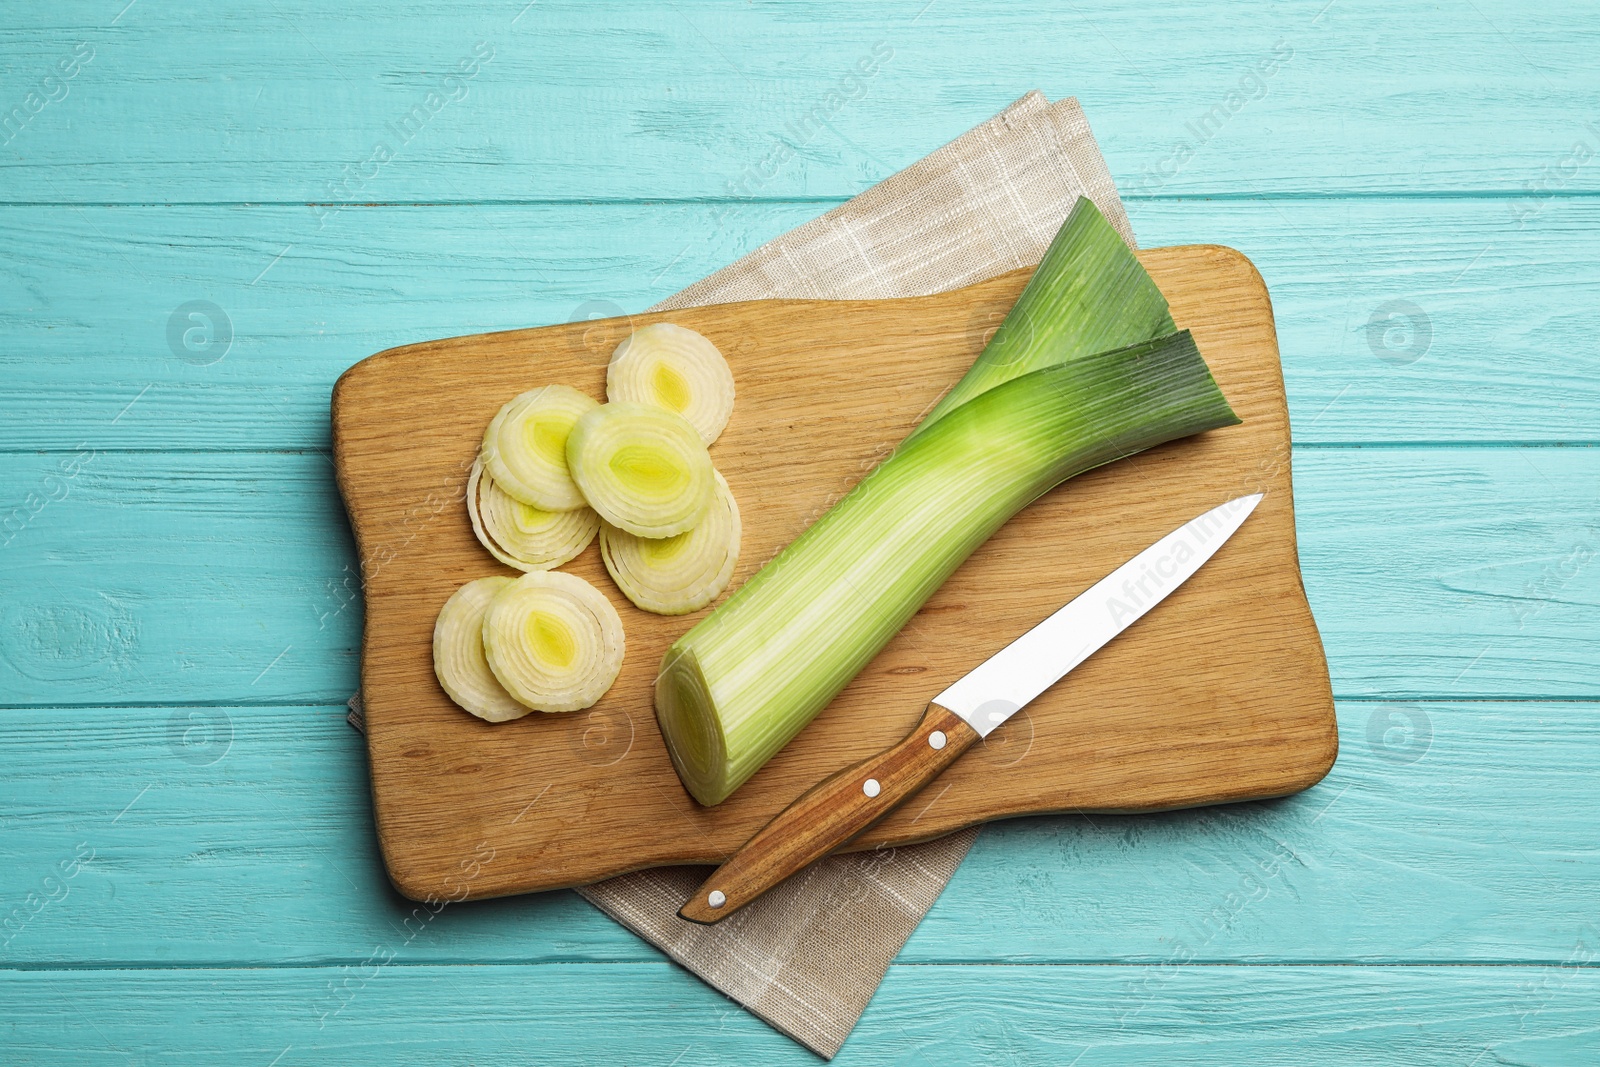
[913,196,1175,434]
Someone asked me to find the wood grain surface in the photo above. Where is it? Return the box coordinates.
[333,245,1337,899]
[6,962,1598,1065]
[11,199,1600,452]
[6,1,1594,204]
[6,1,1599,1061]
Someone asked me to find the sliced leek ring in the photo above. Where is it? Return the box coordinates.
[480,384,598,511]
[433,576,532,723]
[482,571,625,713]
[565,401,714,538]
[606,323,735,444]
[601,470,740,615]
[467,459,599,572]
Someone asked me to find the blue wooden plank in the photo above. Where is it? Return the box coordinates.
[1,962,1595,1064]
[1294,447,1600,699]
[1,1,1597,202]
[3,198,1598,450]
[0,703,651,966]
[1,447,1594,705]
[2,701,1595,968]
[0,450,359,705]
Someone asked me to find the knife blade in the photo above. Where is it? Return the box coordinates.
[678,492,1265,924]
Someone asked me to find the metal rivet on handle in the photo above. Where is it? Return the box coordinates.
[862,778,881,798]
[928,730,947,750]
[707,890,726,909]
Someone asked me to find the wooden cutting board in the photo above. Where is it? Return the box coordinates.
[332,244,1336,903]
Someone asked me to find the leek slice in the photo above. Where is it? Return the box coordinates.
[607,323,736,444]
[655,330,1239,805]
[601,469,741,615]
[482,571,625,713]
[566,401,715,538]
[467,459,599,572]
[914,196,1175,434]
[481,384,598,510]
[433,576,532,723]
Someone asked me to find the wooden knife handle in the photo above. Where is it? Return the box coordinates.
[678,702,980,924]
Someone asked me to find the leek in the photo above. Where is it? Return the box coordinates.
[566,402,715,538]
[601,469,741,615]
[913,196,1175,435]
[607,323,736,445]
[433,576,532,722]
[482,571,625,713]
[467,459,600,572]
[655,330,1238,805]
[481,384,597,510]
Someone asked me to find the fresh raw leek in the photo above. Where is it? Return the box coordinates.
[601,470,741,615]
[481,384,598,510]
[566,402,714,538]
[433,576,531,722]
[655,330,1238,805]
[482,571,625,713]
[607,323,736,444]
[913,196,1175,435]
[467,459,599,572]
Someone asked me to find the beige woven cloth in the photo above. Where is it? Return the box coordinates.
[576,92,1136,1058]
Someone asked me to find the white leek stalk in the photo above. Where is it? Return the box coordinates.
[433,576,531,722]
[566,402,714,538]
[481,384,598,510]
[482,571,625,713]
[601,470,741,615]
[607,323,735,444]
[467,459,599,572]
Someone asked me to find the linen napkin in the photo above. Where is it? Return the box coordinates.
[576,92,1137,1057]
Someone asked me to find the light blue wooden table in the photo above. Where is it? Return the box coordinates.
[3,1,1597,1062]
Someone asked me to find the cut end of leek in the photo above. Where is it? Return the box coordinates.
[653,645,730,805]
[467,459,600,572]
[607,323,735,445]
[566,401,714,538]
[601,469,741,615]
[481,571,625,713]
[481,384,598,511]
[434,576,533,723]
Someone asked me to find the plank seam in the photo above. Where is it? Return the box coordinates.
[2,191,1599,208]
[4,960,1597,974]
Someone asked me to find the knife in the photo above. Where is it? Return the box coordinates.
[678,492,1265,924]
